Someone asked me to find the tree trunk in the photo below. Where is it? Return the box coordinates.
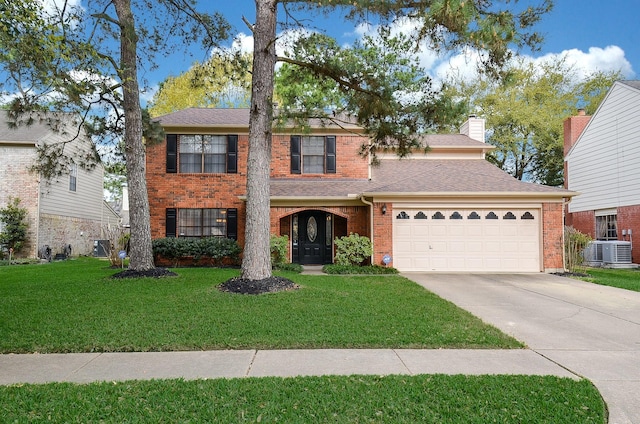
[113,0,155,271]
[241,0,278,280]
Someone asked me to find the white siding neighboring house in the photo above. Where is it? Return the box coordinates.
[0,113,120,258]
[564,80,640,263]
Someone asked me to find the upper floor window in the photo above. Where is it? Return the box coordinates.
[69,163,77,192]
[290,135,336,174]
[166,134,237,174]
[596,214,617,240]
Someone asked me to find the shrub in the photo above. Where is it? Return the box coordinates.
[323,264,399,274]
[564,226,592,273]
[0,197,28,258]
[152,237,241,267]
[334,233,372,266]
[270,234,289,266]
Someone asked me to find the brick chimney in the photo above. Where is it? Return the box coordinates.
[460,115,485,143]
[563,109,591,191]
[563,109,590,157]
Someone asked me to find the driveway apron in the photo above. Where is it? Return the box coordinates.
[404,272,640,424]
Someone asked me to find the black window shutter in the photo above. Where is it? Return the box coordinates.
[326,136,336,173]
[227,135,238,174]
[226,208,238,240]
[166,134,178,173]
[290,135,301,174]
[166,208,177,238]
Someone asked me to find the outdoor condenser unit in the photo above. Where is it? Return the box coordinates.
[601,241,632,264]
[583,241,603,265]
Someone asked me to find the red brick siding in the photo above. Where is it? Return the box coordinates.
[146,135,249,246]
[569,211,596,240]
[542,202,565,271]
[614,205,640,263]
[372,202,393,266]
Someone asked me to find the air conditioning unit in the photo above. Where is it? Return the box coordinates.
[601,241,632,264]
[583,241,603,265]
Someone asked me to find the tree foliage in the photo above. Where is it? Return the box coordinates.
[0,0,232,271]
[148,52,252,117]
[443,58,620,185]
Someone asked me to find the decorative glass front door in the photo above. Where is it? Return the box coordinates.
[293,211,332,265]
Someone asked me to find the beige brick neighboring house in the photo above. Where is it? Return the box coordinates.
[148,108,576,273]
[0,113,120,258]
[564,80,640,263]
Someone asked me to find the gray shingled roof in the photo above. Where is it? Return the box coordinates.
[0,116,53,143]
[620,80,640,90]
[270,158,571,198]
[155,108,251,127]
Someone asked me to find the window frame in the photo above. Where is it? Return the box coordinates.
[290,135,336,174]
[166,208,238,240]
[69,163,78,192]
[596,214,617,241]
[166,134,237,174]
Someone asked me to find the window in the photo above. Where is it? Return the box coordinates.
[290,135,336,174]
[596,215,617,240]
[69,163,77,192]
[166,134,237,174]
[165,208,237,240]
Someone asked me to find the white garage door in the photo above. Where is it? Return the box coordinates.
[392,208,541,272]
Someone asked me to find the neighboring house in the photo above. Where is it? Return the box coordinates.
[0,113,121,258]
[564,80,640,263]
[148,108,574,272]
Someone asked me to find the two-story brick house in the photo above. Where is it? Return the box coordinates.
[148,108,574,272]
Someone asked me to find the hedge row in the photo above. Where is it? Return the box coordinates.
[152,237,241,267]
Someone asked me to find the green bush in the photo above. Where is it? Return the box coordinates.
[0,197,28,258]
[270,234,289,266]
[334,233,372,266]
[152,237,241,267]
[323,264,399,274]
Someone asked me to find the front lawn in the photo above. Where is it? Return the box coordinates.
[0,375,604,423]
[582,267,640,292]
[0,257,521,353]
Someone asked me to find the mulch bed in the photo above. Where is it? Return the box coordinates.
[110,268,178,279]
[219,276,300,295]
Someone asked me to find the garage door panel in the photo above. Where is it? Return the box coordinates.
[393,208,540,272]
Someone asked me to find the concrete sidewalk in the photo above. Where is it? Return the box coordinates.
[0,348,577,385]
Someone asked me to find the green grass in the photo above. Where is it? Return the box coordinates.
[0,257,521,353]
[582,267,640,292]
[0,375,605,423]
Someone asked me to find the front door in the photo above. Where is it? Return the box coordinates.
[297,211,329,265]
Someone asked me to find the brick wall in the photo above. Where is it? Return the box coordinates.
[146,135,248,246]
[569,210,596,239]
[38,213,100,256]
[372,202,393,266]
[0,145,40,257]
[616,205,640,263]
[542,202,565,272]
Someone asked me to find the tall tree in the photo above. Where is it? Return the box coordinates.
[442,58,620,185]
[241,0,553,280]
[0,0,231,272]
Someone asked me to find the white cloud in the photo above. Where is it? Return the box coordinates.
[533,46,634,79]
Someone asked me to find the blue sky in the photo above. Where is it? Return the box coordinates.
[144,0,638,99]
[51,1,639,99]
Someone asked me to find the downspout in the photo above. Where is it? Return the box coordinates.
[359,195,375,264]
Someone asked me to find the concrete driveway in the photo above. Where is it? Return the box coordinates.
[404,272,640,424]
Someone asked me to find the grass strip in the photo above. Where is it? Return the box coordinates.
[582,268,640,292]
[0,375,604,423]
